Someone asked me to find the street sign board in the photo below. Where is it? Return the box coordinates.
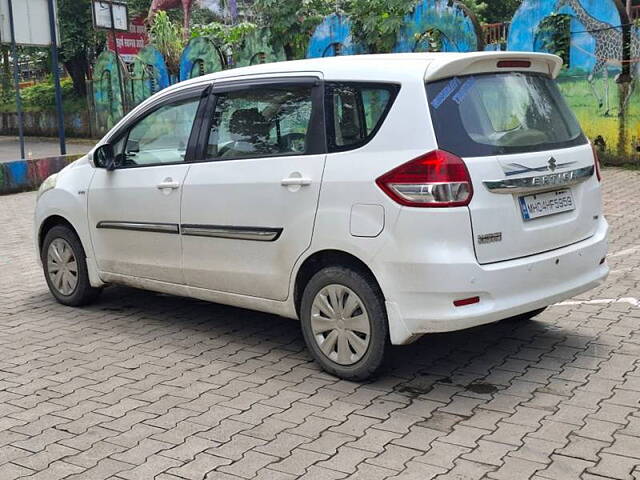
[107,16,148,63]
[92,1,129,31]
[0,0,59,46]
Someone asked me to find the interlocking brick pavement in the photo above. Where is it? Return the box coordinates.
[1,167,639,479]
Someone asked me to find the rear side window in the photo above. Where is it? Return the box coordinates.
[326,83,399,152]
[426,72,586,157]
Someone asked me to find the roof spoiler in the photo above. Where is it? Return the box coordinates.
[424,52,563,83]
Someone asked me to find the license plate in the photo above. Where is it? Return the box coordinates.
[518,189,575,221]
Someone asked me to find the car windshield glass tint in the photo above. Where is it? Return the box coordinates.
[326,83,398,152]
[207,86,313,160]
[426,72,586,156]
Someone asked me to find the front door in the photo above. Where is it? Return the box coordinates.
[181,77,326,301]
[88,90,204,284]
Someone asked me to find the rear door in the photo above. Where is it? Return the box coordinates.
[180,76,326,301]
[426,71,601,264]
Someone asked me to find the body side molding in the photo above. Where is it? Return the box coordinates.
[181,224,283,242]
[96,221,179,234]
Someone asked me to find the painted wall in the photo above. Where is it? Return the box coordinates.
[74,0,639,164]
[179,37,225,82]
[131,46,171,106]
[0,154,82,196]
[509,0,622,74]
[92,51,126,134]
[306,14,363,58]
[234,29,286,67]
[508,0,640,163]
[0,111,93,138]
[394,0,483,53]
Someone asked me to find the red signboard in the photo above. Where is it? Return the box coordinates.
[107,16,148,63]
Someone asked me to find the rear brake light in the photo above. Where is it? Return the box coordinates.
[376,150,473,207]
[591,143,602,182]
[497,60,531,68]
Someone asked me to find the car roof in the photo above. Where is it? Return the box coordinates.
[166,51,562,94]
[102,51,562,145]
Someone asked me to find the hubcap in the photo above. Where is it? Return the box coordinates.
[47,238,78,296]
[310,284,371,366]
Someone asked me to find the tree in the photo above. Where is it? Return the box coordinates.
[345,0,415,53]
[149,10,186,75]
[251,0,333,59]
[127,0,153,19]
[482,0,522,24]
[459,0,488,22]
[57,0,105,97]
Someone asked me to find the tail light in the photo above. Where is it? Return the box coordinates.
[591,143,602,182]
[376,150,473,207]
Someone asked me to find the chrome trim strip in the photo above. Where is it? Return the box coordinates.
[502,161,577,176]
[96,221,179,234]
[181,224,283,242]
[483,165,594,194]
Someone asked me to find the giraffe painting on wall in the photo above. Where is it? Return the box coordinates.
[555,0,639,116]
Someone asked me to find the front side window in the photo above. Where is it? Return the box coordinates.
[206,85,314,160]
[426,72,586,156]
[116,97,200,167]
[326,83,398,152]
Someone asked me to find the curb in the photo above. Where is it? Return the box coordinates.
[0,154,83,196]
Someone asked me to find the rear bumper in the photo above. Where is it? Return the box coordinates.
[383,218,609,344]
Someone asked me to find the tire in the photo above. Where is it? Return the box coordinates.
[300,266,389,381]
[504,307,547,322]
[41,225,102,307]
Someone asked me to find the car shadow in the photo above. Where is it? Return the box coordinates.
[28,284,586,399]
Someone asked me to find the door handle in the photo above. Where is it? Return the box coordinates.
[157,178,180,190]
[281,177,312,186]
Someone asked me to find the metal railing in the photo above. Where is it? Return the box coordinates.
[483,22,510,46]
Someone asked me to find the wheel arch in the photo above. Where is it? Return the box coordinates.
[38,214,79,255]
[37,212,105,288]
[293,249,385,319]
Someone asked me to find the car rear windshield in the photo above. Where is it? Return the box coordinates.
[426,72,586,157]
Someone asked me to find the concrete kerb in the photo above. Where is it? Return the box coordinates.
[0,153,83,195]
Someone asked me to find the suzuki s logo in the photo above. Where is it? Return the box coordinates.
[502,159,576,176]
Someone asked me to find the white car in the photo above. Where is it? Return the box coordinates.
[35,52,608,380]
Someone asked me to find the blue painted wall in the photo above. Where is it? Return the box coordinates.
[508,0,622,74]
[131,46,171,106]
[306,14,363,58]
[394,0,481,53]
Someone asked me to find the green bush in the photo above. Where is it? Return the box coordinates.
[21,77,75,108]
[0,77,85,113]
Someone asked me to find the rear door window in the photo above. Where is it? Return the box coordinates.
[426,72,586,157]
[206,85,314,160]
[326,83,399,152]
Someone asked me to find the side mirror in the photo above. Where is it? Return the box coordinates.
[93,144,117,171]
